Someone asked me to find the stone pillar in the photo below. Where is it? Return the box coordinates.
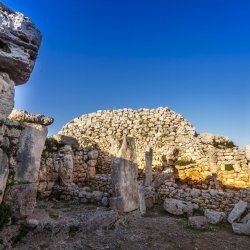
[138,185,146,215]
[144,148,153,186]
[110,137,139,213]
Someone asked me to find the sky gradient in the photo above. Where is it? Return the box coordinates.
[3,0,250,147]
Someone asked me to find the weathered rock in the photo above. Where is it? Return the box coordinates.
[138,185,146,215]
[163,198,194,216]
[0,3,42,84]
[110,137,139,213]
[204,209,226,224]
[198,133,229,145]
[88,149,99,160]
[0,148,9,203]
[4,183,37,217]
[9,109,54,126]
[188,216,209,230]
[232,221,250,236]
[15,123,48,183]
[0,72,14,122]
[144,148,153,186]
[58,145,74,185]
[241,212,250,224]
[246,145,250,161]
[52,134,79,148]
[227,200,248,224]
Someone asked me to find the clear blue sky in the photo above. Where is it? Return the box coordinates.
[4,0,250,147]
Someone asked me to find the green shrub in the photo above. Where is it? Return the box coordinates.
[0,204,12,229]
[44,137,60,152]
[213,139,236,149]
[174,159,195,166]
[225,164,234,171]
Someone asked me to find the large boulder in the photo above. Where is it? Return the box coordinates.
[0,3,42,85]
[9,109,54,126]
[232,221,250,236]
[227,200,248,224]
[163,198,194,216]
[110,137,139,213]
[204,209,226,225]
[188,216,209,230]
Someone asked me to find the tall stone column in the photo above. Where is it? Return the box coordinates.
[110,137,139,213]
[144,148,153,186]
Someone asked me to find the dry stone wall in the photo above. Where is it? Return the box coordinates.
[60,108,250,189]
[158,181,250,212]
[38,138,99,198]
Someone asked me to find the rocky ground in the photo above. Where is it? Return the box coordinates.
[0,201,249,250]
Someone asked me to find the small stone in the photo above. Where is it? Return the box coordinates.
[101,197,108,207]
[188,216,209,230]
[204,209,226,225]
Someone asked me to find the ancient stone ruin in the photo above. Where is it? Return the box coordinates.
[0,2,249,248]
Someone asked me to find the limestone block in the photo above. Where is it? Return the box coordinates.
[204,209,226,224]
[245,145,250,161]
[110,137,139,213]
[52,134,79,148]
[4,183,37,217]
[232,221,250,236]
[15,123,48,183]
[163,198,194,216]
[0,72,14,122]
[9,109,54,126]
[0,3,41,84]
[228,200,248,224]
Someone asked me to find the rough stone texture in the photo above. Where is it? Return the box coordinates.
[245,145,250,161]
[0,148,8,203]
[60,108,249,189]
[0,73,15,124]
[15,123,48,183]
[0,3,42,85]
[241,212,250,224]
[188,216,209,230]
[163,198,194,216]
[58,145,74,185]
[232,221,250,236]
[110,137,139,213]
[138,185,146,215]
[38,141,99,197]
[204,209,226,224]
[52,134,79,149]
[144,148,153,186]
[227,200,248,224]
[159,181,250,212]
[4,183,37,217]
[9,109,54,125]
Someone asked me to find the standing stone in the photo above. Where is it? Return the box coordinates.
[0,72,14,122]
[15,123,48,183]
[228,200,248,224]
[0,148,9,203]
[138,185,146,215]
[144,148,153,186]
[58,145,74,185]
[110,137,139,213]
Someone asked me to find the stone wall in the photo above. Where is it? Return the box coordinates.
[38,136,99,198]
[60,108,250,189]
[158,181,250,212]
